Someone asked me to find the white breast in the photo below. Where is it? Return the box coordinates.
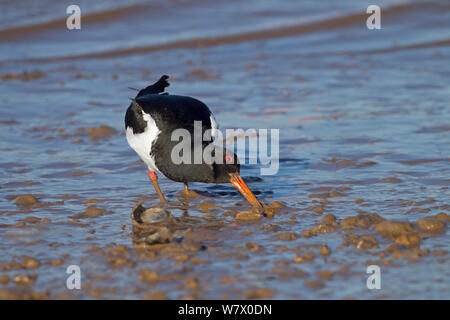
[126,111,161,172]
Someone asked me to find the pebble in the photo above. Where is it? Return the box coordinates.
[141,227,171,245]
[13,273,37,286]
[293,252,315,263]
[319,245,331,257]
[245,288,275,299]
[235,211,262,221]
[14,195,39,207]
[322,214,336,223]
[277,232,299,241]
[416,218,446,234]
[84,206,106,217]
[316,270,333,280]
[142,291,168,300]
[23,257,40,269]
[131,200,171,224]
[356,236,378,250]
[0,275,9,284]
[374,221,420,248]
[244,242,260,252]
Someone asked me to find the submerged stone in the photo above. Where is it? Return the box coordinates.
[131,200,171,224]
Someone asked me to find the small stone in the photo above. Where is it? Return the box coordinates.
[244,242,260,252]
[319,245,331,257]
[0,275,9,284]
[174,253,189,264]
[184,277,200,290]
[50,259,64,266]
[356,236,378,250]
[381,177,401,183]
[84,206,106,217]
[22,217,42,223]
[313,206,324,214]
[293,252,315,263]
[277,232,299,241]
[328,191,345,198]
[220,276,237,284]
[139,269,159,284]
[305,280,324,288]
[245,288,275,299]
[14,195,39,207]
[394,233,421,248]
[434,212,450,221]
[375,220,413,234]
[84,125,117,140]
[142,291,168,300]
[374,221,420,248]
[143,227,171,245]
[13,273,37,286]
[23,257,40,269]
[342,232,359,247]
[269,201,287,209]
[262,207,275,218]
[430,250,448,256]
[260,224,279,232]
[316,270,333,280]
[342,214,384,230]
[302,223,337,238]
[416,218,446,234]
[309,193,326,199]
[189,257,208,265]
[131,200,171,224]
[322,214,336,223]
[235,211,262,221]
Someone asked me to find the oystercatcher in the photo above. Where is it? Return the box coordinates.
[125,75,263,209]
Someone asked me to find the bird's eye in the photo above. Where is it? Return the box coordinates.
[225,155,233,163]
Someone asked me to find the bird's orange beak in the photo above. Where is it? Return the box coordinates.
[229,173,264,209]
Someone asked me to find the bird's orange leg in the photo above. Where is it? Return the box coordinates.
[148,169,166,203]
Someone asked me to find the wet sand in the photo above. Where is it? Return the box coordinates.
[0,0,449,299]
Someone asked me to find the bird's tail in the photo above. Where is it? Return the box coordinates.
[136,75,170,97]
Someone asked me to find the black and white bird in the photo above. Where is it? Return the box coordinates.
[125,75,263,209]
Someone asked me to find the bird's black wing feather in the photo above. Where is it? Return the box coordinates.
[135,94,218,183]
[136,75,170,97]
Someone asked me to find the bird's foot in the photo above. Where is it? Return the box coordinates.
[181,183,198,198]
[181,189,199,198]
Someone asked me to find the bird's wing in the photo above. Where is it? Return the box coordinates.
[135,94,216,141]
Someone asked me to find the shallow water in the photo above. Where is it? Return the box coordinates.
[0,0,449,299]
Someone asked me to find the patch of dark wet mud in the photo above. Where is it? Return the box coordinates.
[337,137,382,145]
[399,158,450,166]
[414,125,450,134]
[28,125,118,143]
[9,194,64,209]
[0,70,45,81]
[321,157,377,169]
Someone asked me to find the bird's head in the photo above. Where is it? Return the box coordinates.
[214,149,263,210]
[213,148,240,180]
